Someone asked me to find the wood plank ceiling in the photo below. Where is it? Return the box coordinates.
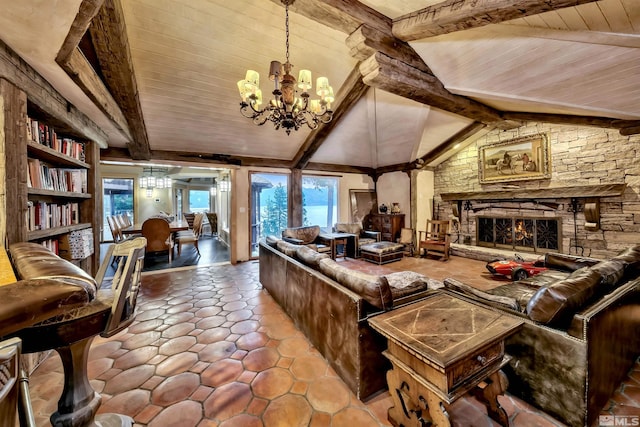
[0,0,637,175]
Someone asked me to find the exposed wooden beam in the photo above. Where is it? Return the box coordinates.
[276,0,391,35]
[55,0,105,64]
[292,65,369,169]
[100,147,292,169]
[346,24,431,74]
[360,52,513,128]
[0,40,107,147]
[393,0,601,41]
[305,162,375,175]
[90,0,151,159]
[58,49,133,141]
[502,112,640,135]
[419,122,488,166]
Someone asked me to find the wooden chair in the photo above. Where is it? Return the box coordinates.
[418,220,451,260]
[0,337,35,427]
[205,212,218,237]
[397,227,415,257]
[107,215,123,243]
[183,212,196,229]
[142,218,174,262]
[176,213,204,256]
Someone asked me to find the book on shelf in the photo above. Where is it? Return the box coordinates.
[26,158,87,193]
[27,116,86,162]
[26,201,80,231]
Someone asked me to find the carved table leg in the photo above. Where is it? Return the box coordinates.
[474,370,510,427]
[424,389,451,427]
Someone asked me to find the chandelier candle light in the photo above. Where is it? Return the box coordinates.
[238,0,334,134]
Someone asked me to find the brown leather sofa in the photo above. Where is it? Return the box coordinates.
[259,238,440,400]
[443,248,640,427]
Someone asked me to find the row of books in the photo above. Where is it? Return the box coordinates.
[27,158,87,193]
[39,239,60,255]
[26,201,80,232]
[26,116,86,162]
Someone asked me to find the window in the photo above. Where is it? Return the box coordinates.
[250,173,288,257]
[302,175,338,232]
[188,189,210,213]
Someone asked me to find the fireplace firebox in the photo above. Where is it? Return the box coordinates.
[478,216,560,252]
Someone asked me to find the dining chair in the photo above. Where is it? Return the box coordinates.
[0,337,35,427]
[205,212,218,237]
[107,216,123,243]
[141,218,174,262]
[418,219,451,260]
[176,213,204,256]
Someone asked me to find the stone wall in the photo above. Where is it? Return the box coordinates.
[434,123,640,259]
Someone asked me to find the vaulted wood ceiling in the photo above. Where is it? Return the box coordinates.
[0,0,638,175]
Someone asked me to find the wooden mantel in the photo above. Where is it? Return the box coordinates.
[440,183,627,202]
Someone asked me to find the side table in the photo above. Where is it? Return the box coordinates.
[368,291,523,427]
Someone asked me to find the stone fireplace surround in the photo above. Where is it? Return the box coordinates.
[440,184,627,259]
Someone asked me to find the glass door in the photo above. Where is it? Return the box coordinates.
[250,172,288,257]
[102,178,134,242]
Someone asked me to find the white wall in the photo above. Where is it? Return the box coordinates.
[415,169,435,234]
[376,171,411,223]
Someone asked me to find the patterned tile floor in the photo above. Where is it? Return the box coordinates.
[27,256,639,426]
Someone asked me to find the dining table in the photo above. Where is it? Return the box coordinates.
[120,220,189,235]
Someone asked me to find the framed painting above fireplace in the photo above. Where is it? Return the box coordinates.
[478,133,551,184]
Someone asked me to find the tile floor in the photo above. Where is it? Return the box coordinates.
[27,256,640,426]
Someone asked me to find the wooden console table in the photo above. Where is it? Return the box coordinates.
[369,291,523,427]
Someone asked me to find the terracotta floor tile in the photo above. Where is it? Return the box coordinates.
[25,261,635,427]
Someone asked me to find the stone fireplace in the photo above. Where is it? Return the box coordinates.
[477,216,560,252]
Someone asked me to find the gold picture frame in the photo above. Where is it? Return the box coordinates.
[478,133,551,184]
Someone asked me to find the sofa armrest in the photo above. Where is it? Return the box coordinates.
[568,277,640,338]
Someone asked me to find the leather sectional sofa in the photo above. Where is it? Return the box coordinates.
[444,248,640,427]
[259,238,440,400]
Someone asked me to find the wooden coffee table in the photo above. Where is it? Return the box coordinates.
[368,291,523,427]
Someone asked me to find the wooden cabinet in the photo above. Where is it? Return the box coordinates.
[2,80,100,274]
[366,213,405,242]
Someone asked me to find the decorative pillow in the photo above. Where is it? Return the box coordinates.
[526,267,603,326]
[295,246,329,269]
[384,271,438,300]
[318,258,393,310]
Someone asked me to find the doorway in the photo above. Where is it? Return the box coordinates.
[102,178,134,242]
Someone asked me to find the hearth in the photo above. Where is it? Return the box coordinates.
[477,216,560,252]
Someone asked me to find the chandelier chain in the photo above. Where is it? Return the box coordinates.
[285,4,290,64]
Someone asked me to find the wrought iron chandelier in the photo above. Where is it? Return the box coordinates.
[238,0,334,135]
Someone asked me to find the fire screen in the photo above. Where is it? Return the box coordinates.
[478,216,559,252]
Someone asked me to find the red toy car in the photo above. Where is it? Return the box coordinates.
[486,254,547,281]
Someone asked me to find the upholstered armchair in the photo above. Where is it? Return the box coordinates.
[281,225,331,255]
[334,222,381,255]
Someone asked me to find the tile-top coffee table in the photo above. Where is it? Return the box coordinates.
[369,291,523,427]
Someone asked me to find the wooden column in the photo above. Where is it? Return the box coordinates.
[289,169,303,227]
[1,78,28,246]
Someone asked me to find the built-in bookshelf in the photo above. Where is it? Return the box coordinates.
[24,112,95,264]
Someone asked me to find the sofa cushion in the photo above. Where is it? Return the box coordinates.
[590,259,626,287]
[295,246,330,269]
[335,223,362,234]
[611,245,640,279]
[443,278,521,312]
[526,267,603,326]
[276,240,299,257]
[383,271,439,300]
[544,252,599,272]
[265,235,281,247]
[318,258,393,310]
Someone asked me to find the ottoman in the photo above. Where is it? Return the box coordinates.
[360,241,405,265]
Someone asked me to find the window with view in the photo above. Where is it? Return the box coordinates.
[188,190,210,213]
[302,176,338,233]
[250,173,289,257]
